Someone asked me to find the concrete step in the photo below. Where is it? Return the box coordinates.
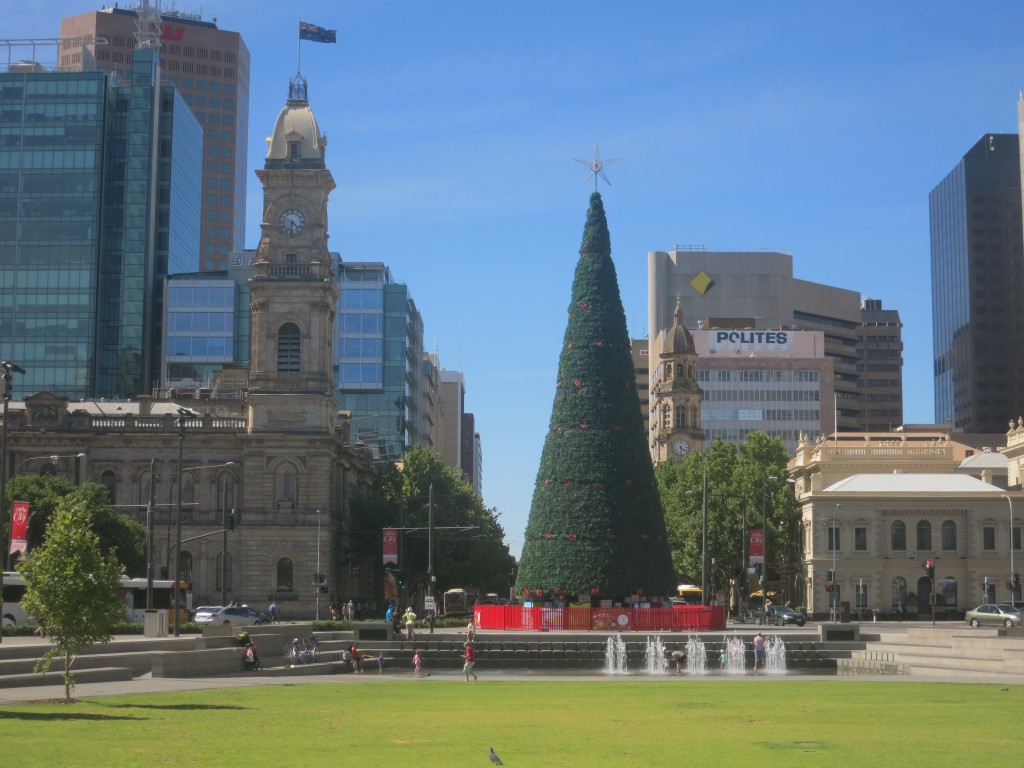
[0,666,134,689]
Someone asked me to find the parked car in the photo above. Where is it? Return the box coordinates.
[965,604,1023,628]
[766,605,806,627]
[194,606,257,626]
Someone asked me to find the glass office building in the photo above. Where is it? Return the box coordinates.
[930,133,1024,433]
[164,257,428,461]
[0,50,201,399]
[336,262,425,460]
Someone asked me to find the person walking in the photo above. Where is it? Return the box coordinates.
[462,643,478,681]
[753,631,765,672]
[413,651,422,677]
[402,606,417,641]
[267,601,278,624]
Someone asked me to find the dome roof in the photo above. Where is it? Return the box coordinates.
[662,297,695,355]
[265,98,326,166]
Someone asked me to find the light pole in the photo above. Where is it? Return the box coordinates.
[315,508,322,621]
[701,461,709,605]
[0,361,27,591]
[1003,494,1015,602]
[831,503,840,621]
[6,453,86,568]
[761,474,777,590]
[220,472,231,607]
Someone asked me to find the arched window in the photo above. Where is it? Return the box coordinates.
[941,520,957,551]
[216,552,233,592]
[674,405,685,428]
[178,551,193,584]
[100,470,117,503]
[689,404,697,427]
[891,576,907,609]
[278,322,301,374]
[938,576,958,608]
[916,520,931,551]
[277,558,294,591]
[279,469,296,504]
[138,468,152,507]
[890,520,906,551]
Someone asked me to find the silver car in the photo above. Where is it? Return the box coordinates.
[965,603,1022,628]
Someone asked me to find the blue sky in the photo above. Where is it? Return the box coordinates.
[16,1,1024,557]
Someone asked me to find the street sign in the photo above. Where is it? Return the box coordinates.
[775,566,798,576]
[424,595,436,611]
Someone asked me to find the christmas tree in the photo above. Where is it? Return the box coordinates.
[516,192,676,601]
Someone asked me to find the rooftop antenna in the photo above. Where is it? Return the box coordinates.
[574,143,619,190]
[134,0,162,50]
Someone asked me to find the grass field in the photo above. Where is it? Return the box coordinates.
[0,677,1017,767]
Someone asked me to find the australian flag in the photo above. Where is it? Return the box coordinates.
[299,21,336,44]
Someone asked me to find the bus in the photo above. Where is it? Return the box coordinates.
[675,584,703,605]
[2,573,180,627]
[442,587,480,617]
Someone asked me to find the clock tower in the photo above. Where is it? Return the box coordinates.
[247,75,339,432]
[651,297,704,463]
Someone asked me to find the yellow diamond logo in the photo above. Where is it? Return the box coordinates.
[690,271,713,296]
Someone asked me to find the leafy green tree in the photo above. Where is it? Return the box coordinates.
[353,446,515,597]
[3,475,145,575]
[516,192,675,600]
[19,495,126,702]
[656,434,796,606]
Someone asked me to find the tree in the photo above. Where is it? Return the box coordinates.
[353,446,515,597]
[19,494,126,702]
[656,434,796,607]
[3,475,145,574]
[516,192,675,600]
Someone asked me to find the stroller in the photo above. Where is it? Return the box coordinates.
[238,631,262,671]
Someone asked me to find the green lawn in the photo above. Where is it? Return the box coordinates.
[0,678,1016,767]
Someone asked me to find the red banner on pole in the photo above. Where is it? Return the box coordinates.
[749,527,764,564]
[10,501,29,555]
[382,527,398,565]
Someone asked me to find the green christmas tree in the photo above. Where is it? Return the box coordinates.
[516,192,676,601]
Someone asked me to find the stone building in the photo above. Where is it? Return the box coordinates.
[1,74,374,619]
[787,428,1020,620]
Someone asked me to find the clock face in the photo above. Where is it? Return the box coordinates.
[673,440,690,456]
[279,208,306,235]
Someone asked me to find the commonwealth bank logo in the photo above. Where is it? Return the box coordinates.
[690,271,713,296]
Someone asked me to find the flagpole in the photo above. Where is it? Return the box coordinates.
[297,24,302,77]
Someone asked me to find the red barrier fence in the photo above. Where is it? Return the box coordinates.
[474,604,726,632]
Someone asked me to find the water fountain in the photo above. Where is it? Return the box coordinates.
[722,635,746,674]
[763,634,787,674]
[644,635,666,674]
[603,635,628,674]
[685,635,708,675]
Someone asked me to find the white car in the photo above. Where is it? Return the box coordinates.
[194,606,257,625]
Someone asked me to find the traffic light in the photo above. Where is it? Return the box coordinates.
[826,569,834,583]
[227,509,235,531]
[825,583,832,592]
[396,571,404,586]
[1015,572,1022,588]
[923,560,935,579]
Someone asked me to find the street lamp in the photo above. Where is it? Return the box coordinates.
[831,503,840,621]
[0,361,27,578]
[6,453,86,569]
[1003,494,1015,602]
[761,474,777,589]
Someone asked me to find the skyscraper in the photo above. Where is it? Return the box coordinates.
[0,49,201,399]
[60,5,250,270]
[930,133,1024,433]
